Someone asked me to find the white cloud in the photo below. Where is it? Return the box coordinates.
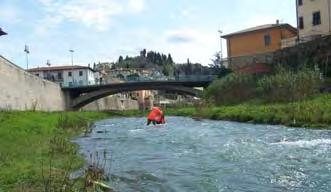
[37,0,145,32]
[128,0,145,13]
[154,28,220,65]
[0,4,21,23]
[170,7,195,21]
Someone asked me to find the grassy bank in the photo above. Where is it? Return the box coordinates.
[166,94,331,129]
[0,110,143,191]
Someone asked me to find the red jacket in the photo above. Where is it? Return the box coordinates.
[147,107,165,124]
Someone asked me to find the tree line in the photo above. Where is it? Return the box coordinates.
[96,49,231,77]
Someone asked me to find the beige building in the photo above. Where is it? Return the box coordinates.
[130,90,154,110]
[297,0,331,41]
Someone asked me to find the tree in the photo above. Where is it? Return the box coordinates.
[210,52,222,68]
[118,56,123,63]
[140,49,147,57]
[209,52,232,77]
[167,54,173,64]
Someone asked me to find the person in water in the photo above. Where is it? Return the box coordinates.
[147,107,165,125]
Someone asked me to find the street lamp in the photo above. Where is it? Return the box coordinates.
[218,30,223,60]
[69,49,74,66]
[69,49,75,86]
[0,28,7,36]
[46,60,51,80]
[24,45,30,70]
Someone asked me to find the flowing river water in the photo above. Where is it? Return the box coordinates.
[74,117,331,192]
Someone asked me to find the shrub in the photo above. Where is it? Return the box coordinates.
[258,67,321,102]
[205,73,257,105]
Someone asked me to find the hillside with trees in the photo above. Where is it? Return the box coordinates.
[109,49,230,77]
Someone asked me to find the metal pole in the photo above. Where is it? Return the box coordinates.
[24,45,30,70]
[69,50,74,86]
[218,30,223,60]
[69,50,74,66]
[25,52,29,70]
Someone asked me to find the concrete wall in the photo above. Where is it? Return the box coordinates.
[82,95,139,111]
[0,55,65,111]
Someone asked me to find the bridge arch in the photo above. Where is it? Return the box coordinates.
[62,80,213,110]
[66,85,202,110]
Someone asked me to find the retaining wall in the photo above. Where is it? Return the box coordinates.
[0,55,65,111]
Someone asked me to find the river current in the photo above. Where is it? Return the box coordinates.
[74,116,331,192]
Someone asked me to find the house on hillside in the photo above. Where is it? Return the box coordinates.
[296,0,331,42]
[222,22,297,72]
[28,65,99,87]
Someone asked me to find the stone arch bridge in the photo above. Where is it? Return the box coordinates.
[62,80,213,110]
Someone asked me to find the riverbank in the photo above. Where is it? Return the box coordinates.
[167,94,331,129]
[0,110,143,191]
[1,95,330,190]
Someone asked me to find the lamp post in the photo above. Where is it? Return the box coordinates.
[46,60,51,80]
[69,50,75,86]
[218,30,223,60]
[69,49,74,66]
[0,28,7,36]
[24,45,30,70]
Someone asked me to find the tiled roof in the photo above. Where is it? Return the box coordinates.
[222,24,297,38]
[27,65,96,72]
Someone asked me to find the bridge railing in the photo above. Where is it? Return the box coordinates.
[125,75,218,82]
[62,75,218,88]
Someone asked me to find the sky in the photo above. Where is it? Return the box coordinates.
[0,0,297,68]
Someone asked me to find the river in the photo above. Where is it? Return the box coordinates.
[74,116,331,192]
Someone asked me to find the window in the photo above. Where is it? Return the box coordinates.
[79,80,83,85]
[299,17,304,29]
[57,72,63,79]
[264,34,271,46]
[36,73,39,77]
[69,82,73,87]
[298,0,303,6]
[313,11,321,26]
[79,71,83,76]
[68,72,72,77]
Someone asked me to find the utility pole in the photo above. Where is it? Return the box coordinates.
[24,45,30,70]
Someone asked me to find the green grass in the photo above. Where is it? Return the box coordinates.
[0,110,143,191]
[167,94,331,129]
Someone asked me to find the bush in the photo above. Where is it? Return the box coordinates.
[258,67,321,102]
[205,73,257,105]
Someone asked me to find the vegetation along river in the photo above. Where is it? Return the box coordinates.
[74,116,331,192]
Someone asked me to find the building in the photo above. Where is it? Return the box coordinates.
[222,23,297,72]
[222,23,297,58]
[296,0,331,42]
[106,68,167,82]
[28,65,98,87]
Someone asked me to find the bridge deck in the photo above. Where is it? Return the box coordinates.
[62,80,212,93]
